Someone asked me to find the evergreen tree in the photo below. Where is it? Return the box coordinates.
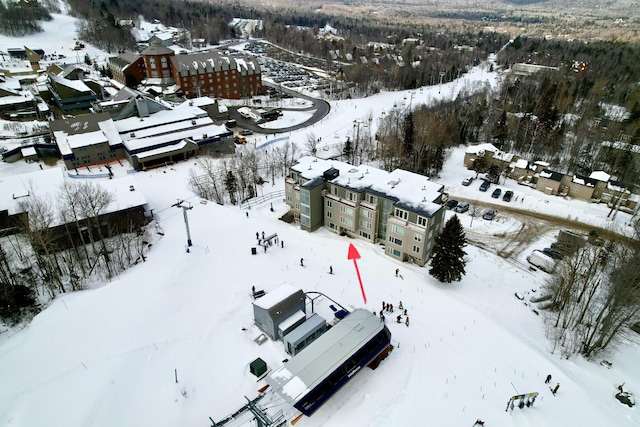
[429,215,467,283]
[486,164,501,184]
[403,112,414,157]
[342,137,353,164]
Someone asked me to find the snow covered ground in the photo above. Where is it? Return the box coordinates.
[1,10,639,427]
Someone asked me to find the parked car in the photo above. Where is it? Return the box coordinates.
[454,202,469,213]
[479,180,491,192]
[445,199,459,210]
[503,190,514,202]
[240,129,253,135]
[483,209,496,220]
[462,176,474,186]
[543,247,564,260]
[491,188,502,198]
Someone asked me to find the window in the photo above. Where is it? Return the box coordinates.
[360,208,373,218]
[161,57,168,67]
[412,245,421,254]
[394,208,408,220]
[388,236,402,245]
[346,191,357,202]
[414,234,422,242]
[329,222,337,230]
[340,205,354,216]
[287,195,292,202]
[359,231,371,240]
[332,186,338,195]
[149,57,156,68]
[390,225,404,235]
[359,219,372,229]
[340,217,353,226]
[366,194,377,204]
[327,200,332,208]
[387,247,401,257]
[327,211,333,218]
[417,216,427,227]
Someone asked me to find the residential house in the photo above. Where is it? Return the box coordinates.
[285,157,446,266]
[535,169,564,195]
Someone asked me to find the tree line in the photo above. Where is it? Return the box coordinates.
[0,1,52,36]
[543,240,640,359]
[0,181,150,324]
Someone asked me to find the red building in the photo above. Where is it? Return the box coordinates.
[108,40,264,100]
[108,52,147,87]
[170,50,264,99]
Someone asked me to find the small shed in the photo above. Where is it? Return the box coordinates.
[253,283,306,341]
[249,357,267,377]
[283,313,327,356]
[20,146,38,162]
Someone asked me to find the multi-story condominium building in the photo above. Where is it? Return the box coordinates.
[285,156,446,266]
[109,40,264,100]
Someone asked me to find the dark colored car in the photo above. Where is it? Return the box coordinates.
[503,190,514,202]
[445,199,459,210]
[543,247,564,260]
[491,188,502,198]
[479,180,491,192]
[483,209,495,220]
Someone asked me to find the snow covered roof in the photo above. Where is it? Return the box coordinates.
[267,309,383,407]
[50,113,121,155]
[114,105,208,136]
[0,169,146,224]
[571,174,597,187]
[133,140,193,160]
[589,170,611,182]
[465,143,498,155]
[539,169,564,181]
[179,96,216,108]
[48,72,93,93]
[292,156,444,217]
[511,158,529,169]
[253,283,301,310]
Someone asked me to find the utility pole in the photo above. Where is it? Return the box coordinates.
[172,200,193,247]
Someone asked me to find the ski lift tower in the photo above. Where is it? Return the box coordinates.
[172,199,193,247]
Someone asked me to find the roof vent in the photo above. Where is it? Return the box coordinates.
[192,120,196,125]
[130,132,135,137]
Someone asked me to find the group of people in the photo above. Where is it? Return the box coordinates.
[378,301,409,326]
[545,374,560,396]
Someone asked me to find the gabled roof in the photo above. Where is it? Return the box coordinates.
[571,174,599,188]
[539,169,564,182]
[170,50,260,74]
[48,72,93,94]
[141,43,175,56]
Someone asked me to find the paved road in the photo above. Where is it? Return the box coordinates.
[227,84,330,135]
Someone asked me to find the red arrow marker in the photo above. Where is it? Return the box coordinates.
[347,243,367,304]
